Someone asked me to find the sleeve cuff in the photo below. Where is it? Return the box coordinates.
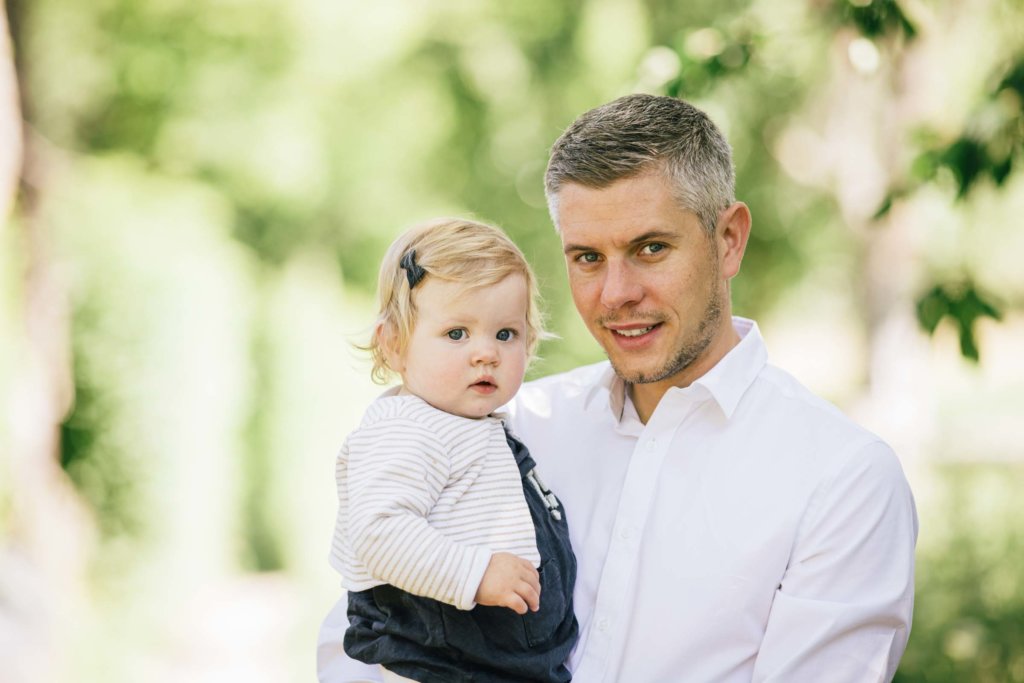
[455,547,494,610]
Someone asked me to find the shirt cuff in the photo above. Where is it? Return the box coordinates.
[456,547,494,610]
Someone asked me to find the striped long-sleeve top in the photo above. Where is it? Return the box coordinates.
[330,393,541,611]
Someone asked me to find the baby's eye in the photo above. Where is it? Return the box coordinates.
[496,328,517,342]
[446,329,466,341]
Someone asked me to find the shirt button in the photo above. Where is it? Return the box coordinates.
[596,617,610,632]
[646,439,656,451]
[619,526,633,540]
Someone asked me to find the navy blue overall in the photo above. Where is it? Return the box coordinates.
[344,428,579,683]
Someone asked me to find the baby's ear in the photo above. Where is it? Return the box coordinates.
[376,322,404,374]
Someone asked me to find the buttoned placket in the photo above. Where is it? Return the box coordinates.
[573,393,700,682]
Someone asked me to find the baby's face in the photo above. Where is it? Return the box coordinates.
[394,274,529,419]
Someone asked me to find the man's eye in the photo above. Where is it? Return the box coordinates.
[641,243,666,255]
[496,328,517,342]
[577,252,600,264]
[447,329,466,341]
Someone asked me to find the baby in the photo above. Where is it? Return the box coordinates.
[330,217,578,683]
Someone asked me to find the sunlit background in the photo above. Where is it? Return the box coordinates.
[1,0,1022,681]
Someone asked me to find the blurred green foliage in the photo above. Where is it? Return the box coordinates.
[916,282,1002,362]
[895,53,1023,358]
[14,0,848,560]
[833,0,917,40]
[915,56,1024,199]
[896,464,1024,683]
[4,0,1024,679]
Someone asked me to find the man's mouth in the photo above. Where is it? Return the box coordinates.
[612,325,656,337]
[608,323,660,337]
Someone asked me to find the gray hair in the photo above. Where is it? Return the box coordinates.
[545,94,735,236]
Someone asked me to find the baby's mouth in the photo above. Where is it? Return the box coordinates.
[470,377,498,393]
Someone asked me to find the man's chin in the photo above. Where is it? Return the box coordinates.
[608,347,705,385]
[608,358,669,385]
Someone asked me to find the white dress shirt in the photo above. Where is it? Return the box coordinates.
[318,317,918,683]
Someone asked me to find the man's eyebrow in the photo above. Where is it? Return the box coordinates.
[627,230,678,246]
[562,230,679,255]
[562,242,593,255]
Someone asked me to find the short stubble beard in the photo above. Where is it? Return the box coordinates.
[610,244,725,386]
[612,289,723,385]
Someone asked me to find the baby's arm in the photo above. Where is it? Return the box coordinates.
[346,421,537,611]
[476,552,540,614]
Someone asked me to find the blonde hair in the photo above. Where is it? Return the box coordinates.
[365,217,549,384]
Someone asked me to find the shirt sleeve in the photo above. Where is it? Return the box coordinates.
[345,418,493,610]
[751,439,918,682]
[317,594,383,683]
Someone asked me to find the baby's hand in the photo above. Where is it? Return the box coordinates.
[474,552,540,615]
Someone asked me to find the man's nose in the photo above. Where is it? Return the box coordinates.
[600,260,643,310]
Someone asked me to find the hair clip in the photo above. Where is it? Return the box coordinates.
[400,249,426,289]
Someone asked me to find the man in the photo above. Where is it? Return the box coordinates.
[319,94,917,682]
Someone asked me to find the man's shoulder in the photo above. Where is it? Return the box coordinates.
[751,362,886,457]
[756,363,848,416]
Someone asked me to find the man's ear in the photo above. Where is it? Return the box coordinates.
[717,202,751,280]
[376,322,404,375]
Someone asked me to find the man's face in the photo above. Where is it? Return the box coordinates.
[556,173,731,389]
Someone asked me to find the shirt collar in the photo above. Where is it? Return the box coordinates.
[688,316,767,419]
[582,364,627,422]
[379,384,509,424]
[583,316,767,423]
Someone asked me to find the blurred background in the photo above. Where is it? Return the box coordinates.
[1,0,1022,681]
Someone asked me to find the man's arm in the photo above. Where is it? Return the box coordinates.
[751,440,918,682]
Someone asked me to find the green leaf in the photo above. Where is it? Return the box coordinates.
[916,283,1003,362]
[910,149,940,181]
[997,57,1024,98]
[898,11,918,39]
[916,285,950,334]
[939,137,989,198]
[991,155,1013,186]
[961,286,1003,322]
[839,0,917,40]
[957,323,980,362]
[872,193,894,220]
